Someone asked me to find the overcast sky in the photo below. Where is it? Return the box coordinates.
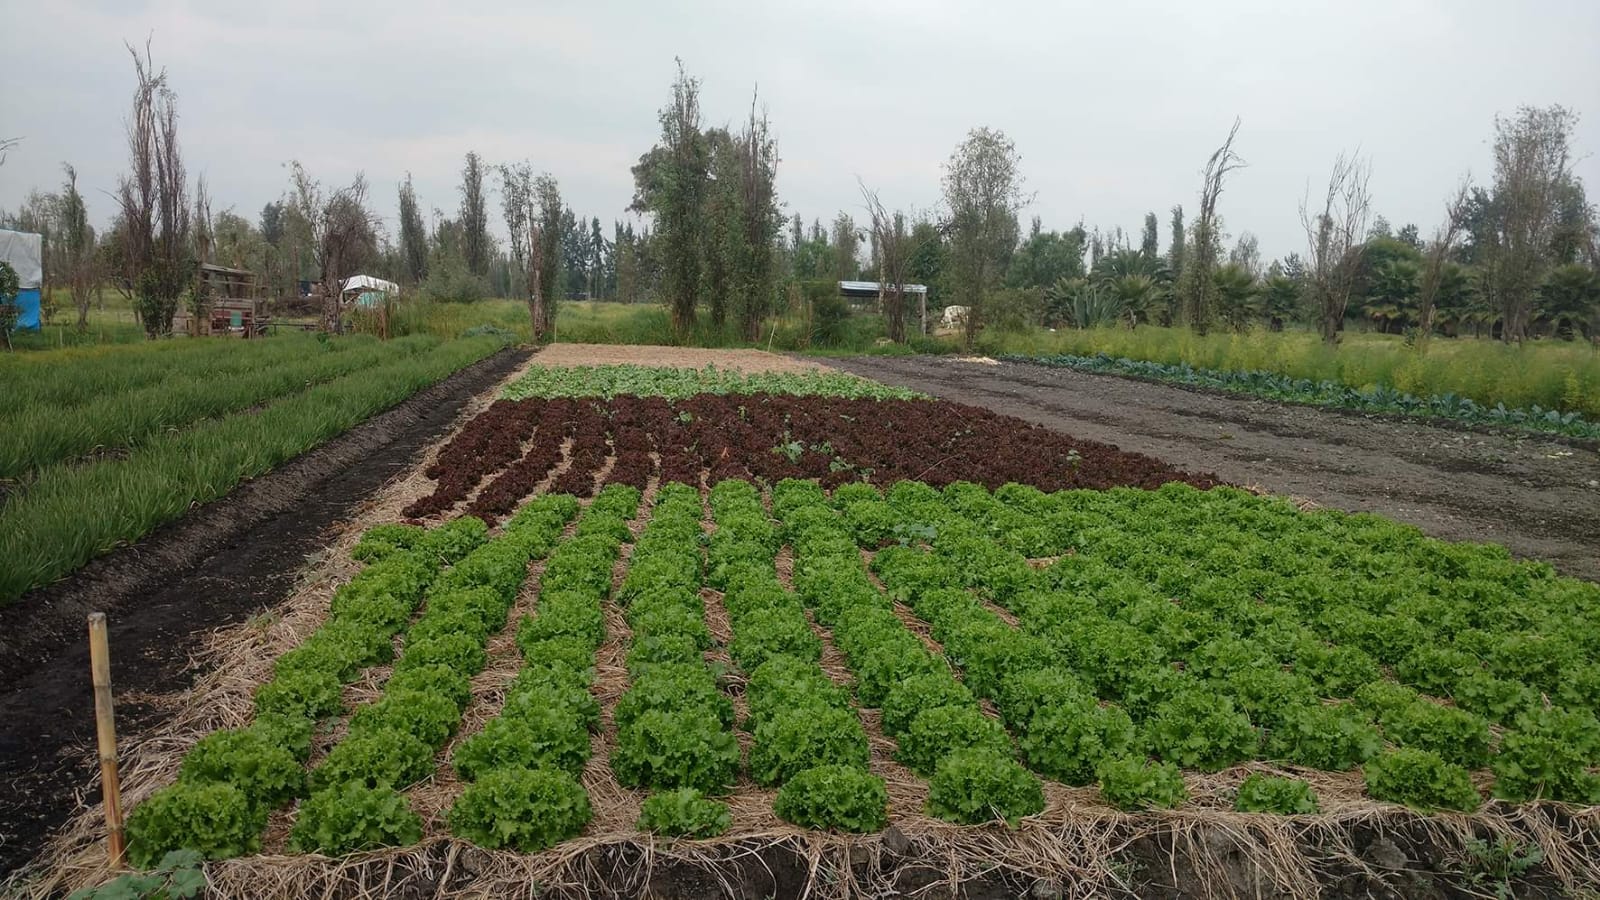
[3,0,1598,263]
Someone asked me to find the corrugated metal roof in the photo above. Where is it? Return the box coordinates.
[838,280,928,294]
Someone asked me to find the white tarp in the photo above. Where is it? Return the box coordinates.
[0,229,43,288]
[340,274,400,296]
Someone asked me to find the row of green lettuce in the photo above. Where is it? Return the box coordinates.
[1006,352,1600,440]
[0,334,510,605]
[502,363,924,401]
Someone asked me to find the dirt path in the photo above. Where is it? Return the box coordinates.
[0,348,531,878]
[825,355,1600,582]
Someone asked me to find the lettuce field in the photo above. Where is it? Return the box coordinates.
[43,361,1600,899]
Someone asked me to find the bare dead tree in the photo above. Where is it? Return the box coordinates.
[289,162,379,334]
[1178,119,1246,334]
[1415,177,1473,339]
[859,179,913,343]
[115,41,189,338]
[0,137,20,167]
[1301,152,1372,344]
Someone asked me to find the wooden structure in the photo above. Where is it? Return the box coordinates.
[173,263,270,337]
[838,280,931,335]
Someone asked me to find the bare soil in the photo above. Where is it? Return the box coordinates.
[537,343,835,373]
[0,348,531,878]
[826,355,1600,581]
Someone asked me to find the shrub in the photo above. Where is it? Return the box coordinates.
[774,765,890,832]
[897,705,1012,776]
[882,673,975,737]
[125,782,264,868]
[1234,774,1320,814]
[452,708,589,781]
[1363,748,1481,812]
[177,728,304,810]
[288,783,422,855]
[312,728,435,792]
[749,706,869,786]
[926,749,1046,826]
[612,709,740,794]
[1018,700,1136,786]
[1265,703,1383,771]
[637,788,732,838]
[1096,757,1188,811]
[1141,689,1260,772]
[254,669,342,721]
[447,767,593,852]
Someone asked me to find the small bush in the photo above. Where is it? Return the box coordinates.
[1234,774,1320,814]
[1096,757,1188,811]
[125,782,264,868]
[288,783,422,855]
[1363,748,1481,812]
[926,749,1046,826]
[637,788,732,838]
[447,767,593,852]
[774,765,889,832]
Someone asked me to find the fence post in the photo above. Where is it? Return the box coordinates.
[87,612,126,867]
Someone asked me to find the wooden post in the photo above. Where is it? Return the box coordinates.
[87,613,126,867]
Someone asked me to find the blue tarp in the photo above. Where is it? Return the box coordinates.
[13,288,40,330]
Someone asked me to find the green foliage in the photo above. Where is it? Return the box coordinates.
[1234,774,1320,814]
[728,606,821,671]
[311,727,434,792]
[1096,757,1188,811]
[1491,708,1600,804]
[1378,700,1493,769]
[925,749,1046,826]
[1141,689,1260,771]
[288,783,422,855]
[1363,748,1481,812]
[274,620,396,682]
[67,850,207,900]
[502,364,922,401]
[897,705,1012,776]
[743,656,852,729]
[125,782,264,868]
[1266,703,1382,771]
[177,728,303,811]
[348,689,461,748]
[881,673,975,737]
[249,713,315,763]
[613,664,735,731]
[395,632,487,678]
[612,709,741,793]
[447,767,593,852]
[774,765,890,832]
[504,677,603,732]
[253,668,342,721]
[1016,699,1136,786]
[386,664,473,713]
[637,788,732,838]
[451,707,589,781]
[749,706,869,786]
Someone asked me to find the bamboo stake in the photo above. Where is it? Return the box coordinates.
[87,612,126,867]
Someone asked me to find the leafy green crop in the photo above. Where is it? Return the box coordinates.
[1017,699,1136,786]
[448,767,593,852]
[1234,774,1320,814]
[125,782,264,868]
[347,689,461,747]
[452,708,590,782]
[1095,757,1188,811]
[501,364,924,401]
[1364,748,1481,812]
[1141,689,1260,772]
[176,728,303,812]
[897,706,1013,776]
[612,709,740,794]
[288,783,422,855]
[67,849,206,899]
[749,706,870,786]
[925,749,1046,826]
[311,727,435,792]
[637,788,733,838]
[774,765,889,832]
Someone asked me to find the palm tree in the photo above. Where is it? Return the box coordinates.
[1109,274,1158,327]
[1212,263,1260,331]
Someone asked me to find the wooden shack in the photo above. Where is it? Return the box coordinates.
[173,263,270,337]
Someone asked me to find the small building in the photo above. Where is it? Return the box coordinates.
[174,263,269,337]
[341,274,400,308]
[837,280,931,334]
[0,229,44,332]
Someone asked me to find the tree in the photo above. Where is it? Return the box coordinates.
[1212,262,1259,331]
[1302,151,1372,344]
[1228,232,1261,279]
[1140,212,1159,259]
[590,217,608,299]
[731,96,779,341]
[532,175,562,336]
[1538,263,1600,339]
[289,163,379,333]
[1177,120,1245,334]
[1007,225,1086,289]
[1260,271,1301,328]
[398,173,428,285]
[831,212,859,282]
[1488,105,1578,342]
[1416,179,1472,337]
[941,127,1028,348]
[115,42,190,338]
[861,181,914,342]
[59,164,96,332]
[631,60,708,339]
[1363,258,1421,332]
[459,151,491,278]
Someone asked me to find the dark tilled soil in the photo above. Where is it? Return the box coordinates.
[0,348,530,878]
[826,355,1600,581]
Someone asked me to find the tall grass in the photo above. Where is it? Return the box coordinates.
[981,326,1600,417]
[0,335,507,604]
